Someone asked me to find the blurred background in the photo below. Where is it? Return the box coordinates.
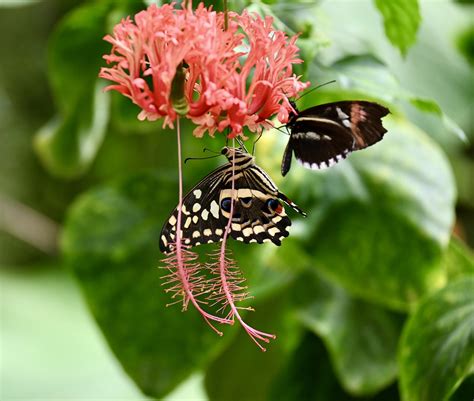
[1,0,473,400]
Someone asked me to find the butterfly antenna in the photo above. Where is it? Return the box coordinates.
[184,154,221,164]
[266,120,290,135]
[295,80,337,102]
[252,133,263,156]
[203,148,220,154]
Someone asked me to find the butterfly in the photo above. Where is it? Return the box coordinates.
[160,147,306,254]
[281,100,390,176]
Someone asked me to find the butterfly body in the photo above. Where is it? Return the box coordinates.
[160,147,305,254]
[282,101,390,176]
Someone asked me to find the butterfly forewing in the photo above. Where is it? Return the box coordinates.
[282,101,389,176]
[160,148,305,254]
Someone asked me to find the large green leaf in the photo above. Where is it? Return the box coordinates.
[309,123,452,310]
[262,117,455,311]
[296,273,402,396]
[34,80,109,178]
[33,1,118,178]
[456,24,474,66]
[449,375,474,401]
[399,277,474,401]
[373,0,421,56]
[62,172,234,397]
[268,332,401,401]
[204,293,301,401]
[47,1,112,115]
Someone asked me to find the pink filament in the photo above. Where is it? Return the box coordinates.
[164,122,276,349]
[217,139,276,351]
[173,116,233,334]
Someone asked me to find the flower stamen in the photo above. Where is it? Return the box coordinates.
[210,140,276,351]
[160,116,234,336]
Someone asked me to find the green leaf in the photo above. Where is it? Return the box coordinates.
[47,1,111,114]
[204,294,301,401]
[449,375,474,401]
[61,172,232,398]
[269,333,353,401]
[444,237,474,279]
[373,0,421,56]
[267,117,455,311]
[34,80,109,178]
[399,277,474,401]
[409,98,442,115]
[315,121,453,309]
[407,99,467,142]
[296,273,402,396]
[268,332,401,401]
[110,93,159,134]
[456,23,474,66]
[34,1,114,178]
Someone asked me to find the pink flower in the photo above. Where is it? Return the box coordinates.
[99,3,309,137]
[188,11,309,138]
[99,3,219,127]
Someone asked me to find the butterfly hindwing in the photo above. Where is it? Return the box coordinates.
[220,186,291,246]
[283,119,353,174]
[160,148,305,254]
[159,164,228,253]
[282,101,389,176]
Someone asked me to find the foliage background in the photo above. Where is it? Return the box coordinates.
[1,0,473,400]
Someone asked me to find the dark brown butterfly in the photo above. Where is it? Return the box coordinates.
[282,101,390,176]
[160,147,306,254]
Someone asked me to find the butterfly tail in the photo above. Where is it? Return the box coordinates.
[277,191,306,217]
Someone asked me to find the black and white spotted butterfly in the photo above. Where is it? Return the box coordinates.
[160,147,306,254]
[281,100,390,176]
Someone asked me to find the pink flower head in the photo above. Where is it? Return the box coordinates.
[100,2,309,137]
[100,2,219,127]
[188,10,309,138]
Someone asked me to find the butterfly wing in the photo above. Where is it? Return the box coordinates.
[282,101,389,176]
[227,165,303,246]
[159,163,230,254]
[160,160,305,254]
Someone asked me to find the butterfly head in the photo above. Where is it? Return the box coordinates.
[221,147,254,165]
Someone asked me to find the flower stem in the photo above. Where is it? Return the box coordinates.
[224,0,228,31]
[175,116,233,334]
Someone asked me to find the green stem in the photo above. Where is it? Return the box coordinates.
[224,0,228,31]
